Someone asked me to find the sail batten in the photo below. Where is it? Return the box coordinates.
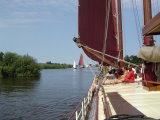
[78,0,118,65]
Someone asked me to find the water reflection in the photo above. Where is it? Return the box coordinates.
[0,77,40,93]
[0,68,97,120]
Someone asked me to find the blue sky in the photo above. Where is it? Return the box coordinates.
[0,0,159,64]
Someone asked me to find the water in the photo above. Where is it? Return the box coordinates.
[0,68,97,120]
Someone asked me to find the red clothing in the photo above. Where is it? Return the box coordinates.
[124,71,135,83]
[114,73,119,79]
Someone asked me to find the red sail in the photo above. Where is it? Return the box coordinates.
[79,54,84,66]
[78,0,118,65]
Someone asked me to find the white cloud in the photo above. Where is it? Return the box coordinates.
[0,0,78,28]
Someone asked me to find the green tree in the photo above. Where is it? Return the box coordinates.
[0,52,40,78]
[124,55,142,65]
[0,52,4,62]
[2,52,19,66]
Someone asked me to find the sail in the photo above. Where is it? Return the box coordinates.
[78,0,118,65]
[73,61,77,69]
[78,54,84,66]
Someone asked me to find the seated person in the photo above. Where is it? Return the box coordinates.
[118,66,129,80]
[103,67,134,84]
[106,69,116,79]
[114,68,124,79]
[107,68,123,79]
[123,67,135,83]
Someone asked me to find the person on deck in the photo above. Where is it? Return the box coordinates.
[103,67,134,84]
[118,66,129,80]
[106,69,116,79]
[123,67,135,83]
[132,67,137,79]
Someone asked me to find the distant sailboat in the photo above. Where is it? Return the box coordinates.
[78,54,85,68]
[73,61,77,69]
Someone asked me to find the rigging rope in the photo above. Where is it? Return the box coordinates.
[134,0,143,43]
[158,0,160,12]
[155,0,160,14]
[101,0,112,66]
[152,0,160,45]
[153,0,158,16]
[83,52,96,77]
[153,0,156,15]
[77,43,139,67]
[121,0,127,56]
[131,0,142,48]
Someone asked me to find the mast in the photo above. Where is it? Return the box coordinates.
[143,0,154,46]
[117,0,124,67]
[142,0,157,87]
[143,0,152,25]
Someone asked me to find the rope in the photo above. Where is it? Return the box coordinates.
[101,0,112,66]
[73,38,139,67]
[155,0,160,14]
[131,0,142,48]
[153,0,158,16]
[121,0,127,56]
[82,52,96,77]
[153,0,156,16]
[152,0,160,45]
[81,44,139,67]
[141,80,160,85]
[134,0,143,43]
[151,0,160,45]
[158,0,160,12]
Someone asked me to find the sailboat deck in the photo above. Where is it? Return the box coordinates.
[98,82,160,119]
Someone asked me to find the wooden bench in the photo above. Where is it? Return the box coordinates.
[107,92,144,115]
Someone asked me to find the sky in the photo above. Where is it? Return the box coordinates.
[0,0,160,64]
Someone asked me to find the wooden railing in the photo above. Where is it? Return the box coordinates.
[94,92,99,120]
[68,84,94,120]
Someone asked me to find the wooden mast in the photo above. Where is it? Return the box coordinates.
[143,0,157,87]
[117,0,124,67]
[143,0,152,24]
[143,0,154,46]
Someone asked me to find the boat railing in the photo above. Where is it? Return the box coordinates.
[68,82,94,120]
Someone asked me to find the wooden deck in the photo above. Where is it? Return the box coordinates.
[98,82,160,119]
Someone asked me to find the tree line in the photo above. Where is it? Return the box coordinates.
[0,52,73,78]
[39,63,72,69]
[0,51,141,78]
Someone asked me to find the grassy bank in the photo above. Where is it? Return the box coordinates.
[39,63,72,69]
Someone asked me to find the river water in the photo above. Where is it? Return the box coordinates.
[0,68,98,120]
